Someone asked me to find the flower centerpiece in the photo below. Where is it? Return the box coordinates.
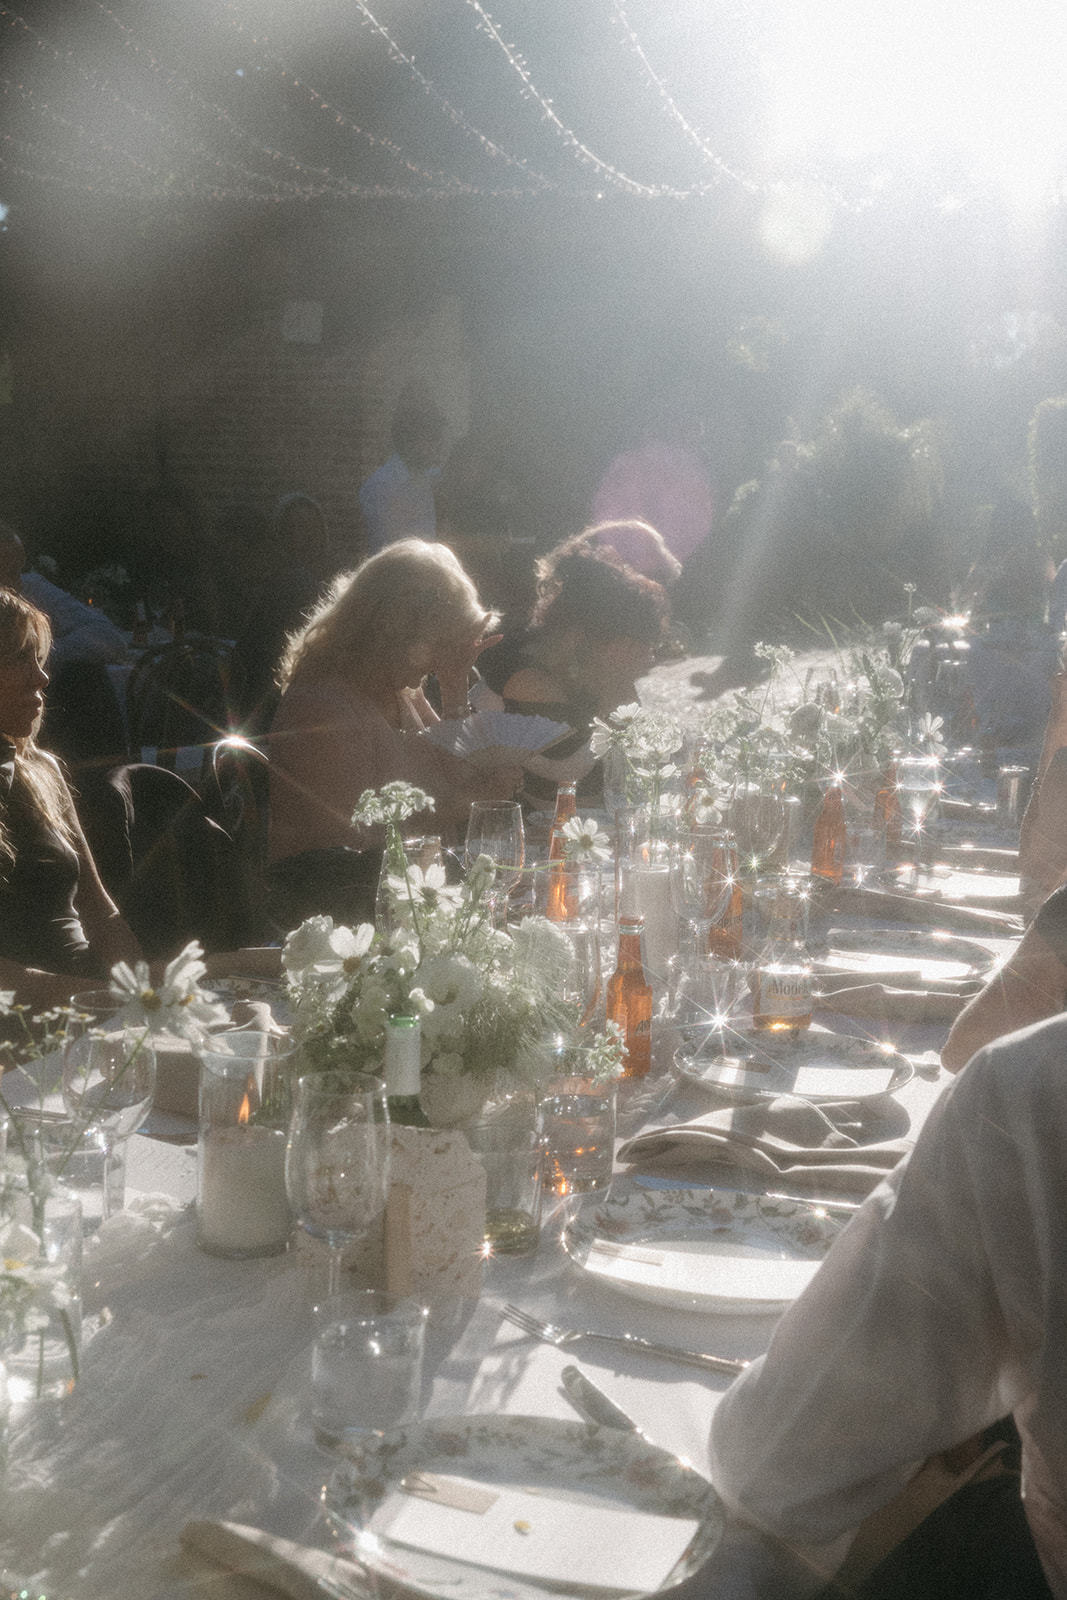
[282,783,622,1127]
[589,704,684,843]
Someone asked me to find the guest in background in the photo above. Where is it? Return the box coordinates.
[0,588,142,1010]
[0,522,126,670]
[961,510,1058,748]
[358,388,446,555]
[477,530,670,806]
[266,540,520,926]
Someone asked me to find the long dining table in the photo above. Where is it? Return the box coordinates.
[0,836,1023,1600]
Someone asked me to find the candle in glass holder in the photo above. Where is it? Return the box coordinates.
[196,1033,296,1258]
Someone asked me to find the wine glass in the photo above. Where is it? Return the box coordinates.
[558,919,602,1030]
[465,801,525,925]
[62,1028,156,1219]
[285,1072,391,1298]
[727,783,785,873]
[669,826,738,944]
[896,755,943,875]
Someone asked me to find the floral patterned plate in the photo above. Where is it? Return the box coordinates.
[674,1029,914,1102]
[324,1414,723,1600]
[812,926,995,983]
[563,1180,842,1314]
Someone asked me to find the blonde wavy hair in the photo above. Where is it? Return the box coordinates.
[277,539,497,692]
[0,589,76,869]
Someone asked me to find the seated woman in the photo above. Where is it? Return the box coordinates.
[0,589,144,1011]
[476,530,670,807]
[266,540,520,924]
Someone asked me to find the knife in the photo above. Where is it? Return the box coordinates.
[560,1364,652,1441]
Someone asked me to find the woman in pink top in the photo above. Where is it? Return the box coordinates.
[267,540,519,881]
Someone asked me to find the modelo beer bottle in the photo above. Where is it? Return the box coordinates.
[751,878,813,1034]
[606,914,653,1079]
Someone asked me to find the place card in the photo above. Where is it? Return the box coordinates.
[372,1473,700,1593]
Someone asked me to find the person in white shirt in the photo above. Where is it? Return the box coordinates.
[702,1013,1066,1598]
[358,393,446,554]
[0,523,126,668]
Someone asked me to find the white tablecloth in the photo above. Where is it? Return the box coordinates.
[0,1043,951,1600]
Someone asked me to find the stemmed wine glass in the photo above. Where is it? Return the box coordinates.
[669,827,738,946]
[465,801,525,926]
[62,1015,156,1221]
[285,1072,391,1298]
[896,755,943,876]
[727,783,785,874]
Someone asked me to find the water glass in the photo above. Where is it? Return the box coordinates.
[539,1069,616,1201]
[462,1096,543,1256]
[311,1289,428,1447]
[7,1108,122,1231]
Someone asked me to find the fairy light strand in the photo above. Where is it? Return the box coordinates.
[350,0,557,192]
[462,0,684,199]
[608,0,756,192]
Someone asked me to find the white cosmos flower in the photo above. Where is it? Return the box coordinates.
[107,941,230,1039]
[282,918,375,990]
[560,816,612,865]
[386,863,464,916]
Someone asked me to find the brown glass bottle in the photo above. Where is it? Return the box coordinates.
[606,915,653,1079]
[811,785,846,882]
[873,761,903,845]
[546,782,578,921]
[706,877,743,959]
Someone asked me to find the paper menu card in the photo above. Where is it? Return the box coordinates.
[700,1058,897,1098]
[370,1472,701,1594]
[583,1235,821,1304]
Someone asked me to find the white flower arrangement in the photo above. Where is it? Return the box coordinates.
[590,703,684,837]
[282,783,623,1105]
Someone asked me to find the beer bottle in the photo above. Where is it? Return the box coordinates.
[606,915,653,1079]
[873,760,903,846]
[751,881,812,1034]
[546,782,578,921]
[381,1014,430,1127]
[811,785,846,883]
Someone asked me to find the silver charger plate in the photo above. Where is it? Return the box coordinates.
[812,926,996,983]
[324,1414,723,1600]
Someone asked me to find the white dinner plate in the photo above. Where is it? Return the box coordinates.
[324,1414,723,1600]
[673,1028,914,1102]
[563,1181,841,1314]
[812,926,995,984]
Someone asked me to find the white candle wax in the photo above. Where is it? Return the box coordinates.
[629,865,679,989]
[197,1125,291,1254]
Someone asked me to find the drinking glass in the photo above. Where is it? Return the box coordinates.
[727,783,785,874]
[285,1072,391,1297]
[465,801,525,925]
[896,754,943,872]
[61,1030,156,1220]
[670,827,737,942]
[558,919,602,1029]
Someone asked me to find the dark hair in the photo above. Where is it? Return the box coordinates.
[530,531,669,646]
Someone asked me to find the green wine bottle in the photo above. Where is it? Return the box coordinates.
[383,1014,430,1127]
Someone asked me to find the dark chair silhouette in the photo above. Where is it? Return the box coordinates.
[126,638,246,775]
[202,736,271,944]
[80,763,256,959]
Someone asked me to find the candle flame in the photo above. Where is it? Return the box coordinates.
[237,1081,253,1125]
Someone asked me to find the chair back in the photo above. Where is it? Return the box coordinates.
[95,763,258,958]
[126,638,246,773]
[203,736,270,941]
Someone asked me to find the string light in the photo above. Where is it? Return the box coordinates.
[608,0,756,193]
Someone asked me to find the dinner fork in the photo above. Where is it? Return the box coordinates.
[501,1304,748,1377]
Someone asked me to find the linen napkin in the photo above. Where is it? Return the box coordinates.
[617,1097,913,1197]
[813,980,976,1026]
[828,882,1023,937]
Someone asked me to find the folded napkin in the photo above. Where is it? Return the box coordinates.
[828,883,1023,938]
[181,1519,366,1600]
[617,1098,913,1197]
[814,982,974,1026]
